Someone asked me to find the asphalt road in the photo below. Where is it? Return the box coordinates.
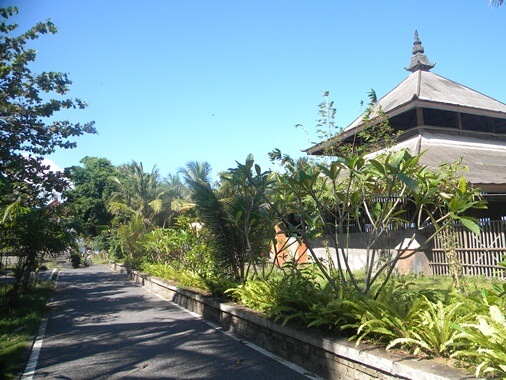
[27,265,313,380]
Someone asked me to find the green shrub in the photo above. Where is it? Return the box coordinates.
[341,280,428,345]
[0,283,54,378]
[228,264,339,327]
[70,253,81,268]
[452,305,506,378]
[140,262,236,297]
[226,279,280,312]
[386,296,472,357]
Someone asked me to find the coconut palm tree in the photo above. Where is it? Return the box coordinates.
[108,161,166,226]
[164,173,193,216]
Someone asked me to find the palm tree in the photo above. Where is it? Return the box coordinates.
[180,161,241,277]
[108,161,166,226]
[181,158,276,281]
[164,173,193,216]
[180,161,213,184]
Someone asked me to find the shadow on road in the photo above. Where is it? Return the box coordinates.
[33,266,308,380]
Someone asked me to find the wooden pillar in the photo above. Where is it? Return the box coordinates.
[416,108,424,126]
[456,112,462,130]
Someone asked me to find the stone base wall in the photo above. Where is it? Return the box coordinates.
[109,262,470,380]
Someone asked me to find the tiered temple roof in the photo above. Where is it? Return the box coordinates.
[305,32,506,192]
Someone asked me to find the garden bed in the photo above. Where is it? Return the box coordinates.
[109,262,474,380]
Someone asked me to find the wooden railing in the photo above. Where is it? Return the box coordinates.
[430,220,506,277]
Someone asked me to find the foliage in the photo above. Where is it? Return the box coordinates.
[1,201,77,298]
[452,305,506,378]
[65,157,117,236]
[181,157,276,281]
[113,214,146,263]
[141,262,206,289]
[226,278,281,313]
[386,295,471,357]
[221,156,278,279]
[340,280,428,345]
[108,161,168,227]
[70,252,81,268]
[265,147,487,297]
[140,217,213,271]
[0,283,54,379]
[301,90,400,159]
[228,264,339,327]
[140,262,237,297]
[0,6,95,206]
[0,6,94,298]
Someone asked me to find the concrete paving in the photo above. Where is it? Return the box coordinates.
[27,265,312,379]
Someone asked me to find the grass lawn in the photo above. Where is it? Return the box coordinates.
[0,283,54,379]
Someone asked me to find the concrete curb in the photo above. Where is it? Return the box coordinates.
[110,262,475,380]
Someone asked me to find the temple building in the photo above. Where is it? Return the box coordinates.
[304,32,506,276]
[306,31,506,222]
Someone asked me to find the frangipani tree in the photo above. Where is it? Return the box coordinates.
[253,148,486,297]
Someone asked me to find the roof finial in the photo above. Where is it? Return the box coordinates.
[405,30,435,72]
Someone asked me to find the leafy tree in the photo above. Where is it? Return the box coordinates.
[164,173,192,219]
[0,6,96,206]
[65,157,117,237]
[1,200,77,299]
[263,149,487,297]
[106,161,172,262]
[181,161,239,276]
[0,6,95,297]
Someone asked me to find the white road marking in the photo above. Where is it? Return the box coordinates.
[153,293,322,379]
[21,269,61,380]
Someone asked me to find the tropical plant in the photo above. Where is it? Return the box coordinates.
[0,6,94,299]
[141,262,205,289]
[340,280,423,345]
[226,279,281,313]
[227,263,338,327]
[180,161,239,277]
[262,147,487,298]
[108,161,168,227]
[452,305,506,378]
[164,173,192,221]
[181,157,276,281]
[112,214,146,263]
[386,295,471,357]
[140,216,211,271]
[1,200,77,298]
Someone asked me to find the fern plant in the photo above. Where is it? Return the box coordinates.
[451,305,506,378]
[386,296,471,357]
[341,281,419,344]
[226,279,280,313]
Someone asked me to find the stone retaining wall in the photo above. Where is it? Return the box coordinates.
[109,262,472,380]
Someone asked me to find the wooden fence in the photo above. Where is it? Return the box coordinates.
[430,220,506,277]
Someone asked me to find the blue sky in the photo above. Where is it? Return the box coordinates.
[7,1,506,179]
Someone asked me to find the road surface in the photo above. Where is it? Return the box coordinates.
[24,265,314,380]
